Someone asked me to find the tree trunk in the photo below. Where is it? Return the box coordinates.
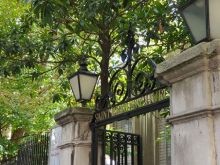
[99,30,111,99]
[11,128,25,143]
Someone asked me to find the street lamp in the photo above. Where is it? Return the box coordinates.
[180,0,220,44]
[69,56,99,106]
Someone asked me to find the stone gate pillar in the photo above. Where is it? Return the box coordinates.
[54,107,93,165]
[156,40,220,165]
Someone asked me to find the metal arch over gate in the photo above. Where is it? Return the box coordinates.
[90,28,170,165]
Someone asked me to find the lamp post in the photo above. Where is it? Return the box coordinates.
[69,56,99,107]
[179,0,220,43]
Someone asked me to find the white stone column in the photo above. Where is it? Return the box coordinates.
[48,126,62,165]
[156,40,220,165]
[54,107,93,165]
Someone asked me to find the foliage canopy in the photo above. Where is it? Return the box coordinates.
[0,0,191,160]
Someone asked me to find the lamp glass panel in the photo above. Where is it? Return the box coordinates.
[182,0,207,42]
[69,75,80,100]
[79,74,98,100]
[209,0,220,38]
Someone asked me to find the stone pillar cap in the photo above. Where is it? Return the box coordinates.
[155,39,220,84]
[156,39,220,74]
[54,107,93,126]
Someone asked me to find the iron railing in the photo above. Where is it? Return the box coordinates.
[1,133,49,165]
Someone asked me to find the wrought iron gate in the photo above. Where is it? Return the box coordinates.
[90,28,170,165]
[91,95,169,165]
[99,129,142,165]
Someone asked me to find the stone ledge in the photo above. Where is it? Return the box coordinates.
[156,39,220,74]
[58,141,92,149]
[167,108,220,124]
[54,107,93,126]
[155,39,220,84]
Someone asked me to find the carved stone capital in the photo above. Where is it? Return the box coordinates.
[54,107,93,126]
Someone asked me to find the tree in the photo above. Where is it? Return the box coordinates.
[1,0,191,95]
[25,0,190,98]
[0,0,191,159]
[0,1,66,160]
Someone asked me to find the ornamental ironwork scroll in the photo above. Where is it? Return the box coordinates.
[108,57,157,106]
[99,129,142,165]
[95,28,160,111]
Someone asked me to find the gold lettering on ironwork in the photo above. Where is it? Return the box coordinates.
[95,111,112,121]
